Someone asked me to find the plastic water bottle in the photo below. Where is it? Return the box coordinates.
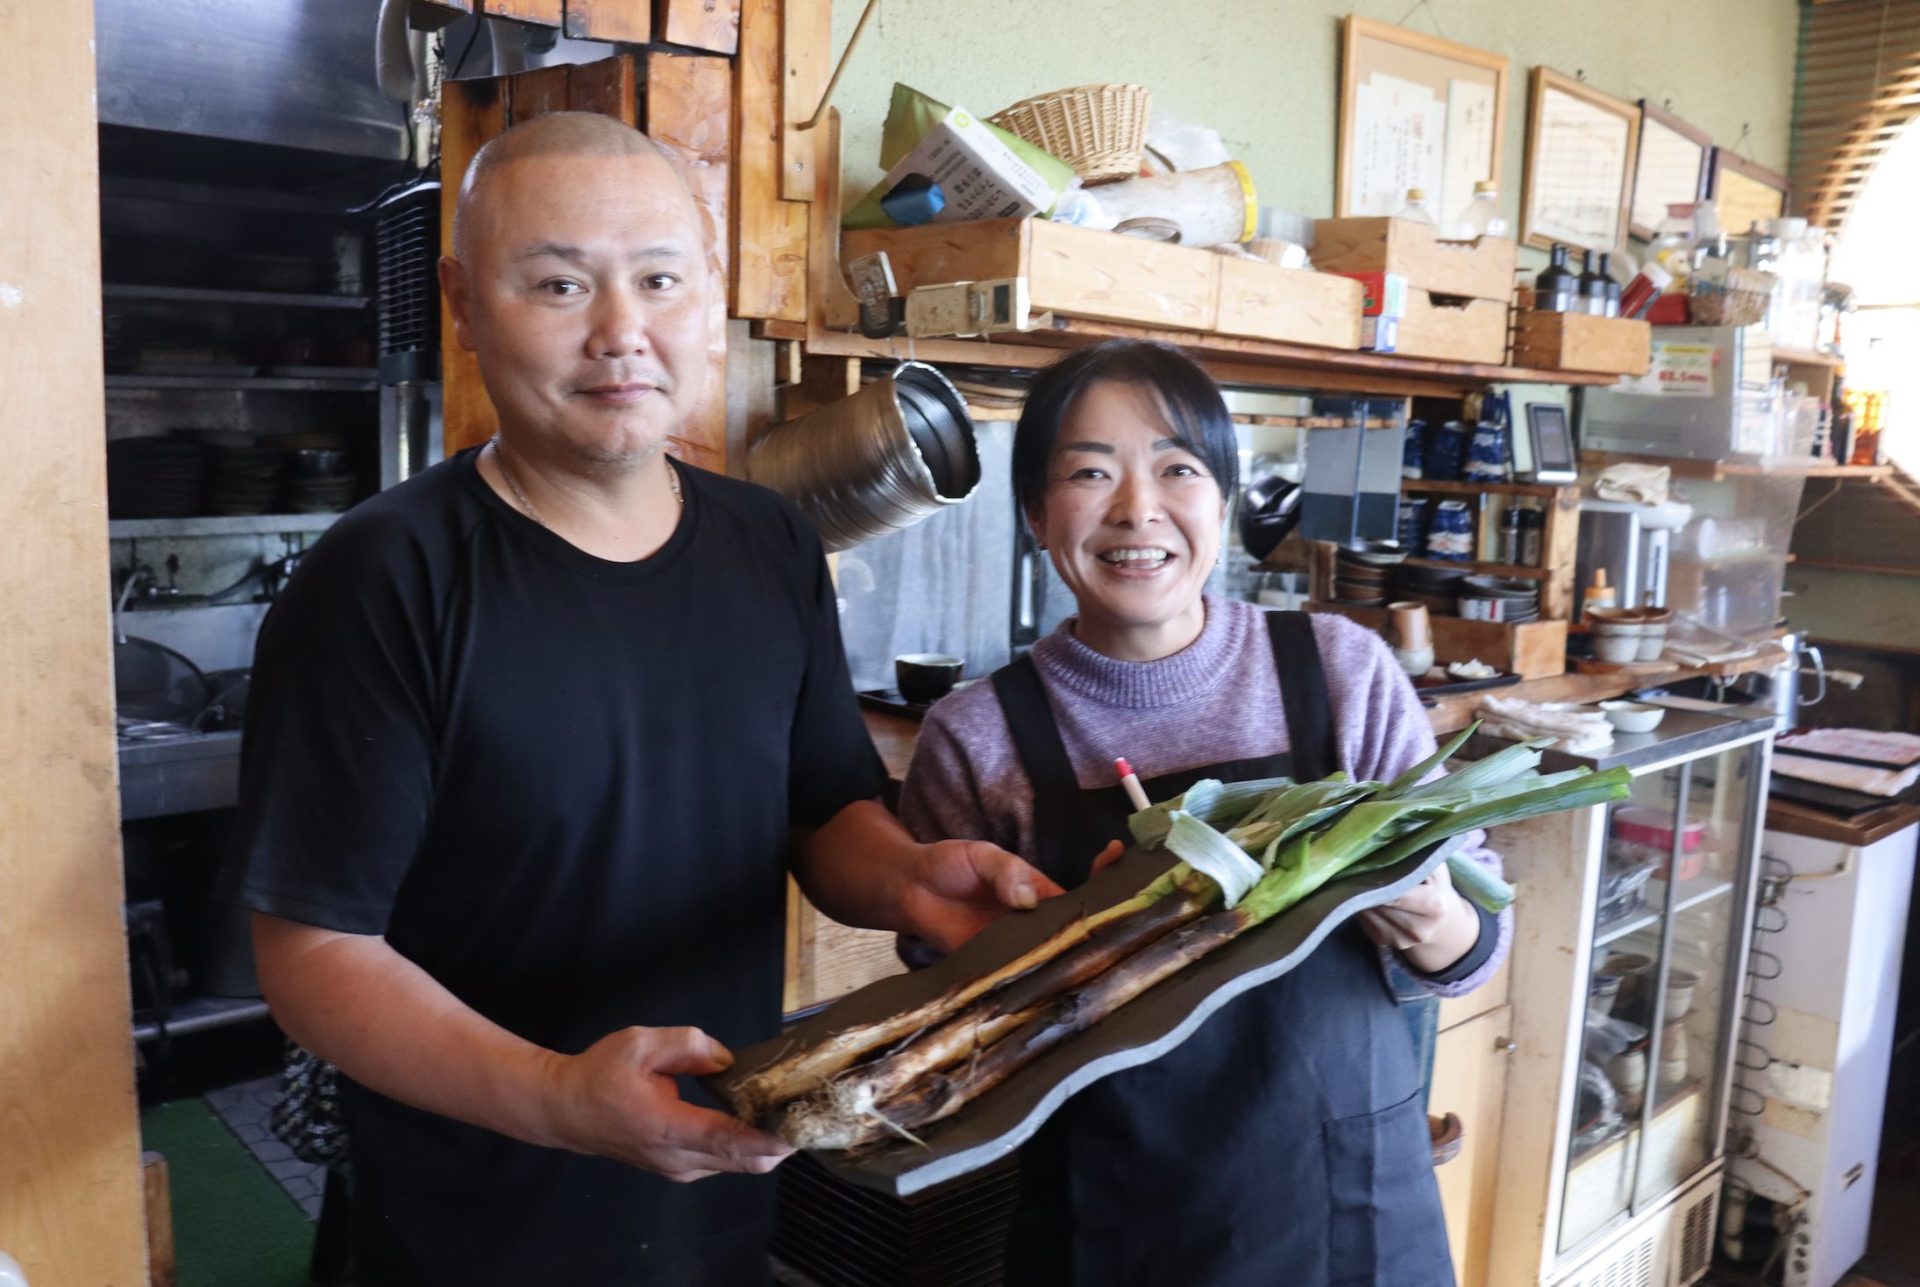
[1394,188,1436,226]
[1450,181,1509,240]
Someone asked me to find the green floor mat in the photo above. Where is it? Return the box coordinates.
[140,1100,313,1287]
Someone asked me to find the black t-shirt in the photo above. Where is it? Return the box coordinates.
[222,448,885,1285]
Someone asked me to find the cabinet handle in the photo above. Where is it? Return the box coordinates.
[1494,1037,1517,1054]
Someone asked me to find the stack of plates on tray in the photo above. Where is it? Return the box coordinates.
[1333,541,1406,607]
[1393,562,1468,617]
[773,1152,1021,1287]
[190,431,284,516]
[106,437,207,519]
[1458,575,1539,624]
[276,433,357,513]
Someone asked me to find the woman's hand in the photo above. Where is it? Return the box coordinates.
[1356,862,1483,975]
[899,840,1067,954]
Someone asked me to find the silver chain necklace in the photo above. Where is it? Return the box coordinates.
[488,434,682,530]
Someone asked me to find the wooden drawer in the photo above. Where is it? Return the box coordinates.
[1214,257,1363,349]
[842,217,1219,333]
[1396,291,1511,365]
[1312,217,1517,303]
[1511,311,1652,376]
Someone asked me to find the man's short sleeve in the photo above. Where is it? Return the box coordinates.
[218,516,441,934]
[784,529,887,828]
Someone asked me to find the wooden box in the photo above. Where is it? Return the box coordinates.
[1510,312,1652,376]
[1308,602,1568,680]
[1312,217,1517,303]
[1396,291,1511,365]
[1214,257,1363,349]
[841,217,1218,333]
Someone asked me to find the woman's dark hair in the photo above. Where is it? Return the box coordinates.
[1011,339,1239,519]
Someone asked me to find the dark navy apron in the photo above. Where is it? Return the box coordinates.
[988,611,1454,1287]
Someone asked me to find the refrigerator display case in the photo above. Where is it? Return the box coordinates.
[1479,704,1777,1286]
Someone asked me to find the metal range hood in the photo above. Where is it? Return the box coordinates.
[95,0,407,161]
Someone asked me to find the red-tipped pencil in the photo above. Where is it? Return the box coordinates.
[1114,757,1152,812]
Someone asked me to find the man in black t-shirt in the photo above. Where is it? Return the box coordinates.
[222,112,1060,1285]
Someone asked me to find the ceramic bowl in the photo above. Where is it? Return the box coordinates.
[895,654,964,704]
[1600,700,1667,733]
[1593,629,1645,663]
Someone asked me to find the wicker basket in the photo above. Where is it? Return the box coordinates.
[988,83,1151,185]
[1688,266,1776,328]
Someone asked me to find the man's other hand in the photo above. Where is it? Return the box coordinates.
[543,1026,792,1182]
[899,840,1066,954]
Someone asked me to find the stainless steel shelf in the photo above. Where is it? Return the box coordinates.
[104,283,369,309]
[110,513,342,539]
[133,995,271,1045]
[107,374,377,392]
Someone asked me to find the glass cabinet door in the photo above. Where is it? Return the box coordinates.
[1558,739,1763,1255]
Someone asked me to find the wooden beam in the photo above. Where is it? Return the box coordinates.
[563,0,651,43]
[485,0,565,26]
[645,50,734,472]
[808,110,861,334]
[143,1152,176,1287]
[0,2,147,1282]
[506,62,571,121]
[440,74,508,454]
[779,0,829,201]
[658,0,740,54]
[732,0,808,320]
[565,51,639,123]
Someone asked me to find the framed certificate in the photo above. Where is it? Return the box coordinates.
[1708,149,1790,236]
[1336,17,1510,225]
[1520,68,1642,254]
[1630,102,1711,241]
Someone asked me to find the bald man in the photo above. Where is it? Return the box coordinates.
[222,112,1058,1285]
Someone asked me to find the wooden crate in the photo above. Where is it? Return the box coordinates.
[783,878,905,1015]
[1308,601,1569,679]
[1215,257,1363,349]
[1510,312,1651,376]
[1397,291,1510,365]
[1311,217,1517,303]
[842,218,1218,333]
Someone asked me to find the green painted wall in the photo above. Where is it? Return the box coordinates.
[829,0,1799,247]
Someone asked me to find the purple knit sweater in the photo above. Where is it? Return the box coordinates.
[898,597,1510,997]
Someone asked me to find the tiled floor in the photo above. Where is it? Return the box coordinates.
[204,1075,325,1219]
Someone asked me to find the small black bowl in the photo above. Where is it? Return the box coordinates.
[896,654,964,704]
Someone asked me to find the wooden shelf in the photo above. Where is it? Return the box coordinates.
[1790,557,1920,577]
[1403,479,1570,499]
[769,317,1628,400]
[1402,556,1553,581]
[109,514,342,539]
[1583,450,1890,483]
[1770,347,1844,368]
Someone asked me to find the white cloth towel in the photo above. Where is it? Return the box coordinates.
[1772,752,1920,798]
[1592,463,1672,505]
[1478,694,1616,756]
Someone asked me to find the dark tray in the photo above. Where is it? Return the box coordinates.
[1774,727,1920,770]
[1767,769,1920,817]
[857,689,931,720]
[1413,670,1522,703]
[711,834,1466,1197]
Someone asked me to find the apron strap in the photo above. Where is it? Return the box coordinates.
[989,653,1081,795]
[1265,611,1338,782]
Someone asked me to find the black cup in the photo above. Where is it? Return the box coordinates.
[895,654,964,704]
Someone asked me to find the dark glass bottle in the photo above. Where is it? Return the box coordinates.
[1579,250,1614,316]
[1535,245,1576,313]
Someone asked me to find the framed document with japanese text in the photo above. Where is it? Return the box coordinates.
[1521,68,1641,253]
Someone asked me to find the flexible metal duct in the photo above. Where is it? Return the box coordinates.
[748,362,982,552]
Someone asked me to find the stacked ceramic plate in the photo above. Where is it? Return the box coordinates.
[276,433,357,513]
[106,437,207,519]
[1458,575,1540,624]
[194,432,284,516]
[1332,541,1406,607]
[1392,562,1469,617]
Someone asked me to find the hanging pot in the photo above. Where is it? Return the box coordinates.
[747,361,981,552]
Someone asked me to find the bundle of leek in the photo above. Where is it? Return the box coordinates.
[730,724,1628,1149]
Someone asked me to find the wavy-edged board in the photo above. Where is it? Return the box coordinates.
[711,834,1467,1197]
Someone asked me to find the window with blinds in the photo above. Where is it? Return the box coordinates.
[1791,0,1920,233]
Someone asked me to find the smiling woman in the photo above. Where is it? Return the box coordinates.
[1012,341,1241,661]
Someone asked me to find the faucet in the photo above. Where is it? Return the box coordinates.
[113,562,157,645]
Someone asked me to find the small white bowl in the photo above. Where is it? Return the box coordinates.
[1600,700,1666,733]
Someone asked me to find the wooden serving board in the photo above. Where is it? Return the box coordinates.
[712,835,1466,1197]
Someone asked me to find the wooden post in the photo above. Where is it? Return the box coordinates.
[645,50,734,473]
[142,1152,176,1287]
[0,2,147,1283]
[732,0,809,321]
[1540,484,1582,620]
[439,74,509,454]
[778,0,829,201]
